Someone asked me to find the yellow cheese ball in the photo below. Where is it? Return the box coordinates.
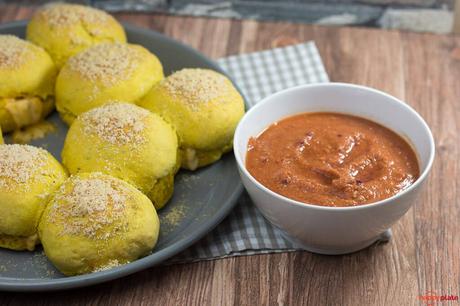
[39,172,160,276]
[62,103,178,209]
[27,3,126,68]
[0,35,57,133]
[139,68,245,170]
[56,43,164,125]
[0,126,3,144]
[0,144,68,251]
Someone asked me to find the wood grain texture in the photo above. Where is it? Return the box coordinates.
[0,4,459,305]
[454,0,460,33]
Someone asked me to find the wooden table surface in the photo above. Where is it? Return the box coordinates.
[0,5,459,306]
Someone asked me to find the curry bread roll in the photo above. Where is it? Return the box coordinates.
[56,43,164,125]
[62,103,178,209]
[0,35,57,133]
[0,144,67,251]
[27,3,126,68]
[39,172,160,276]
[139,68,245,170]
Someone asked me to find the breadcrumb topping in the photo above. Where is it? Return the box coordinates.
[66,43,142,86]
[81,103,149,145]
[38,3,110,27]
[163,69,229,110]
[0,35,34,69]
[49,173,129,238]
[0,144,48,190]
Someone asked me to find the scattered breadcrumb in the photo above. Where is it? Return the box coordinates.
[162,205,186,227]
[93,259,122,272]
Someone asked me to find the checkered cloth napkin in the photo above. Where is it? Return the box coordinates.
[169,42,329,263]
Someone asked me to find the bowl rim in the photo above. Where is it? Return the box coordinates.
[233,82,436,211]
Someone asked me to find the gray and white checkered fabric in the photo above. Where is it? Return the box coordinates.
[220,42,329,107]
[169,41,329,263]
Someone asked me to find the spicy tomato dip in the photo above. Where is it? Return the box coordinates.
[246,112,420,207]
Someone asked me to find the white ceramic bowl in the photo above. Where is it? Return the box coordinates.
[234,83,435,255]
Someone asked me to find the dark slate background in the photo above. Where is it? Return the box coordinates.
[0,0,455,31]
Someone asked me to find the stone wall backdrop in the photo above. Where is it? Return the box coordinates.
[2,0,457,33]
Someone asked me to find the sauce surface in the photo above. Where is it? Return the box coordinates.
[246,112,420,207]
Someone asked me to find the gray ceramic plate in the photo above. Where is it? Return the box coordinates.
[0,21,244,291]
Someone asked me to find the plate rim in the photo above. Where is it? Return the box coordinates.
[0,20,245,292]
